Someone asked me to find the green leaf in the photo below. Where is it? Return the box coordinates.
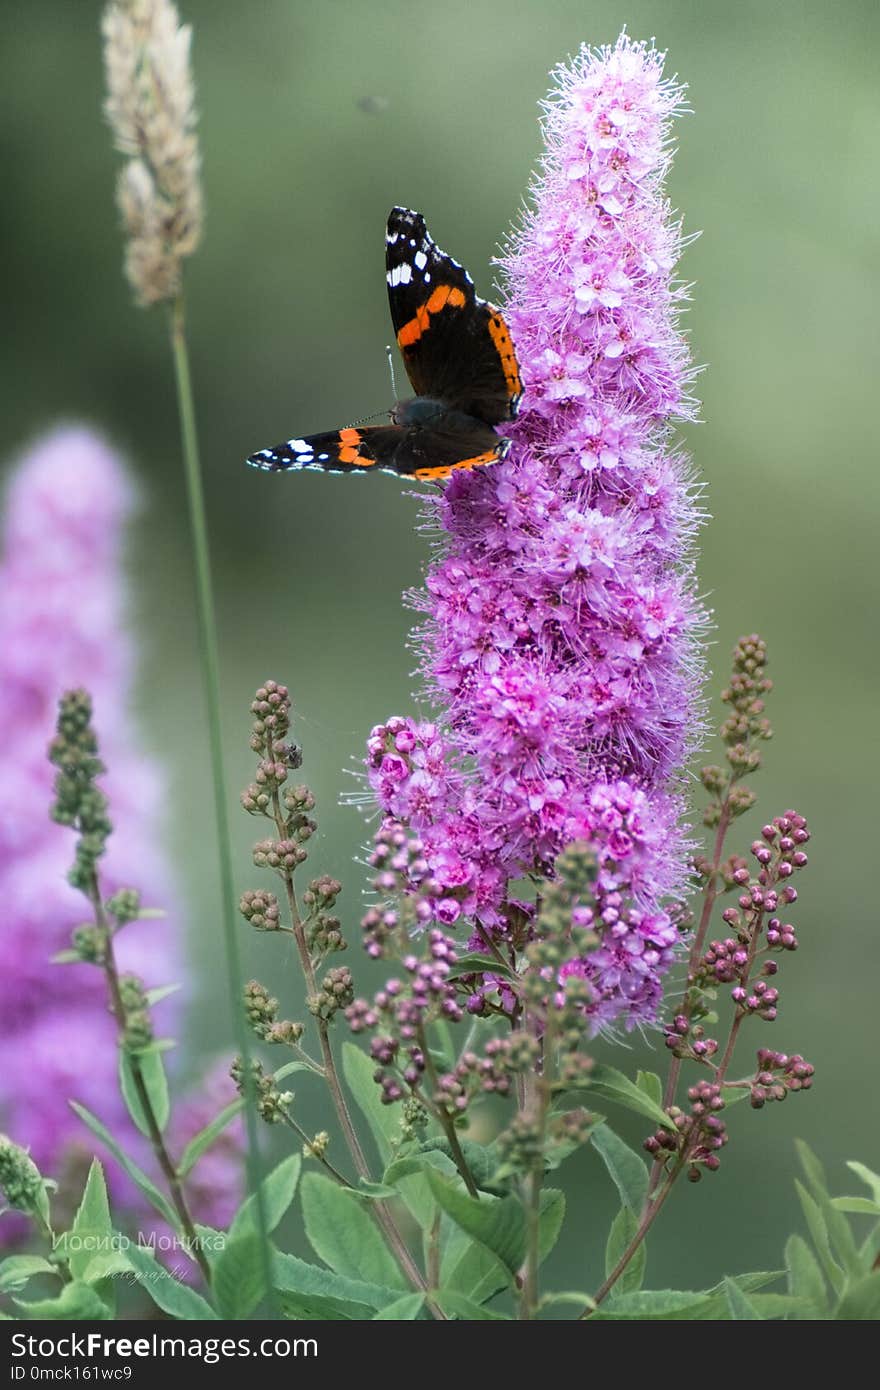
[835,1271,880,1320]
[795,1140,830,1202]
[300,1173,408,1290]
[51,949,83,964]
[831,1197,880,1216]
[847,1161,880,1206]
[279,1294,365,1320]
[134,1038,177,1055]
[123,1243,217,1319]
[341,1043,396,1164]
[145,983,182,1007]
[794,1142,863,1278]
[436,1187,561,1304]
[448,951,516,981]
[605,1206,646,1295]
[795,1180,844,1294]
[342,1042,435,1229]
[785,1234,828,1317]
[229,1154,301,1240]
[439,1232,508,1306]
[372,1293,424,1319]
[407,1137,503,1195]
[118,1049,170,1136]
[585,1064,674,1131]
[0,1256,56,1294]
[65,1160,112,1281]
[437,1291,512,1320]
[214,1233,267,1320]
[272,1249,402,1313]
[538,1189,565,1263]
[430,1020,457,1070]
[383,1148,458,1189]
[69,1102,178,1231]
[272,1060,316,1082]
[425,1170,524,1280]
[178,1099,245,1178]
[76,1251,133,1284]
[636,1070,663,1110]
[590,1274,785,1321]
[15,1281,111,1321]
[592,1124,649,1214]
[724,1277,763,1319]
[818,1194,861,1279]
[589,1288,712,1319]
[539,1290,595,1314]
[357,1179,400,1199]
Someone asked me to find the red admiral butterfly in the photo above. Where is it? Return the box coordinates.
[247,207,522,482]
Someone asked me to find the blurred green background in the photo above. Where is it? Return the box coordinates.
[3,0,878,1300]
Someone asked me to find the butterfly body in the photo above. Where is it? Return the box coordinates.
[247,207,522,482]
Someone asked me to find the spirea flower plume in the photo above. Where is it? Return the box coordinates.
[366,36,704,1030]
[0,427,183,1225]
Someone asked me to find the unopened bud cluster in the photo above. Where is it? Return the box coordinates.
[230,1056,292,1125]
[119,973,153,1050]
[49,690,112,892]
[645,1081,728,1181]
[239,888,281,933]
[243,980,303,1046]
[309,966,354,1022]
[0,1137,48,1219]
[749,1049,814,1108]
[702,636,773,828]
[303,877,346,961]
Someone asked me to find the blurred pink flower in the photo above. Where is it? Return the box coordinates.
[0,427,192,1230]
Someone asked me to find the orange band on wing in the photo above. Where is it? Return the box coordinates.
[397,285,467,349]
[488,312,523,403]
[336,427,376,466]
[339,449,375,466]
[413,448,499,481]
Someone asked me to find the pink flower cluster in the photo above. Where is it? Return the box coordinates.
[367,36,703,1030]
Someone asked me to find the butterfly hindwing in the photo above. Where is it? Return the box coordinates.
[386,207,522,426]
[247,419,507,478]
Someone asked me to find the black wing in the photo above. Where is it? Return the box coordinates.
[386,207,522,427]
[247,417,508,480]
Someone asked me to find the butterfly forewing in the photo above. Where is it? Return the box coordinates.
[386,206,522,426]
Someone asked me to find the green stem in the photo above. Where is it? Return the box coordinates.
[89,878,212,1286]
[277,1110,350,1187]
[521,1169,542,1319]
[583,1168,678,1316]
[519,1026,547,1320]
[417,1027,480,1199]
[647,795,733,1201]
[168,294,273,1301]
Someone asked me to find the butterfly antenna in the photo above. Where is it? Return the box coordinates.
[386,343,398,400]
[345,409,386,428]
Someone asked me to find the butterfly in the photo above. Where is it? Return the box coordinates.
[246,206,522,482]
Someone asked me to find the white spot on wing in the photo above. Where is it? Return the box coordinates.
[387,263,412,286]
[414,250,427,270]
